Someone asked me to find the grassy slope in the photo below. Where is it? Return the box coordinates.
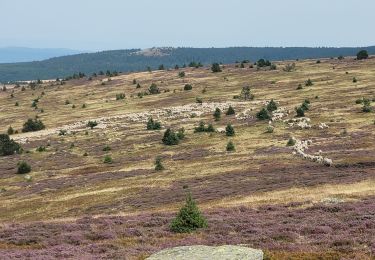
[0,57,374,259]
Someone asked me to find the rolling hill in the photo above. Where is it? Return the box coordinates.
[1,56,374,259]
[1,46,375,82]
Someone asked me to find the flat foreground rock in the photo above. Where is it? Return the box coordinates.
[147,245,263,260]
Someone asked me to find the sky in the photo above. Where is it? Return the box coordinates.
[1,0,374,51]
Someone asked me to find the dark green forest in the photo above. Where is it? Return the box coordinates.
[1,46,374,82]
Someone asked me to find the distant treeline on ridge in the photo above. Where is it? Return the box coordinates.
[1,46,374,82]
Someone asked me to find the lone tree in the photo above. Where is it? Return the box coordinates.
[170,193,208,233]
[211,63,222,73]
[256,108,271,120]
[184,84,192,91]
[213,108,221,121]
[154,156,164,171]
[22,118,45,133]
[357,50,369,60]
[225,124,235,136]
[0,134,21,156]
[226,106,235,115]
[162,128,179,145]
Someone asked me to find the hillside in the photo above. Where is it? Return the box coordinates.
[0,57,375,259]
[1,46,375,82]
[0,47,82,63]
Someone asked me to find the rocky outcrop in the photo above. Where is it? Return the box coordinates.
[147,245,263,260]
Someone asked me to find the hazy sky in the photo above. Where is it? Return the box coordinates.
[1,0,374,51]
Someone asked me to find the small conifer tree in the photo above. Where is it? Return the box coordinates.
[225,124,235,136]
[162,128,179,145]
[170,193,208,233]
[226,140,235,152]
[226,106,235,115]
[154,156,164,171]
[213,108,221,121]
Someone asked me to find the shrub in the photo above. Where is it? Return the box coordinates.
[149,83,160,94]
[59,129,67,136]
[155,157,164,171]
[266,125,274,133]
[194,122,215,133]
[184,84,192,91]
[87,121,98,129]
[266,99,278,112]
[225,124,235,136]
[213,108,221,121]
[17,161,31,174]
[226,106,235,115]
[295,106,305,117]
[356,50,368,60]
[136,83,141,88]
[362,105,372,113]
[7,126,14,135]
[170,193,207,233]
[102,145,111,151]
[177,128,185,140]
[270,64,277,70]
[82,104,87,108]
[195,121,206,133]
[146,117,161,130]
[196,97,203,104]
[362,100,372,113]
[36,146,46,152]
[103,155,112,164]
[158,64,165,70]
[65,100,71,105]
[211,63,222,73]
[116,93,125,100]
[206,124,215,132]
[15,102,19,106]
[0,134,21,156]
[162,128,179,145]
[287,137,296,146]
[256,108,270,120]
[305,79,313,86]
[283,63,296,72]
[240,86,254,100]
[22,118,45,132]
[296,84,303,90]
[316,60,321,64]
[301,100,310,111]
[179,71,185,78]
[352,77,357,83]
[132,79,137,84]
[257,59,271,67]
[226,140,235,152]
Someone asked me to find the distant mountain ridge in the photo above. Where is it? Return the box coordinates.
[0,46,374,82]
[0,47,83,63]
